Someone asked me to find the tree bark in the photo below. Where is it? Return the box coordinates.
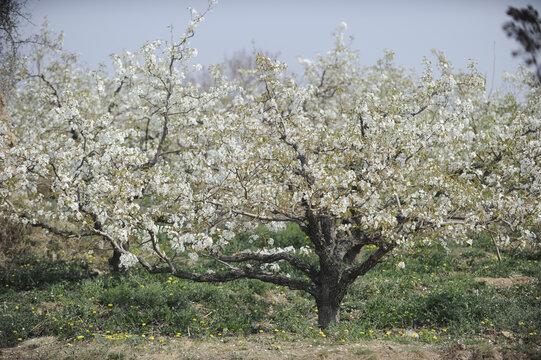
[316,296,341,328]
[315,254,343,328]
[109,242,130,272]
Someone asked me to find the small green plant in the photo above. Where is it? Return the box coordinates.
[0,235,539,351]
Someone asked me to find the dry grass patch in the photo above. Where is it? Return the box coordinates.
[474,276,537,287]
[2,335,535,360]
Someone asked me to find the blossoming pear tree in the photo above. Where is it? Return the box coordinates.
[1,5,539,328]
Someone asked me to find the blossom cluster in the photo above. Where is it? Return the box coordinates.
[1,7,539,281]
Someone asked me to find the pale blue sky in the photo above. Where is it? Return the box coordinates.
[23,0,536,89]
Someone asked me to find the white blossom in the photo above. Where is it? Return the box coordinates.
[119,252,139,269]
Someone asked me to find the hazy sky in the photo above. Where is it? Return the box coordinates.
[23,0,537,90]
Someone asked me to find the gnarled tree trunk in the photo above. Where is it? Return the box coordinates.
[109,241,130,272]
[316,291,342,328]
[305,213,396,329]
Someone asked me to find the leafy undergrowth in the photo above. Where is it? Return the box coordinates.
[0,235,539,358]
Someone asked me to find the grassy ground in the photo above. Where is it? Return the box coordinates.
[0,227,540,359]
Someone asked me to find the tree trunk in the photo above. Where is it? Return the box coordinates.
[306,214,346,328]
[316,270,342,329]
[316,296,341,329]
[109,242,129,272]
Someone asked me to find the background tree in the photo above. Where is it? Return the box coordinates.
[0,0,30,97]
[503,4,541,82]
[186,47,280,91]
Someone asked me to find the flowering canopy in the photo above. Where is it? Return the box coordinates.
[1,4,539,328]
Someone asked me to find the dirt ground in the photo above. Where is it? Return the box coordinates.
[1,335,538,360]
[473,275,537,287]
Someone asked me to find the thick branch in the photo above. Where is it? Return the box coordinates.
[29,220,93,238]
[148,229,177,273]
[217,251,319,283]
[137,257,317,295]
[337,242,396,299]
[107,77,126,113]
[5,202,93,238]
[31,74,61,108]
[90,227,123,250]
[139,113,169,170]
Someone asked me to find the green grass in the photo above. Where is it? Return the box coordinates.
[0,232,539,352]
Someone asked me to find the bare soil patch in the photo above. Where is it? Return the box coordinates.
[474,275,537,287]
[1,336,536,360]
